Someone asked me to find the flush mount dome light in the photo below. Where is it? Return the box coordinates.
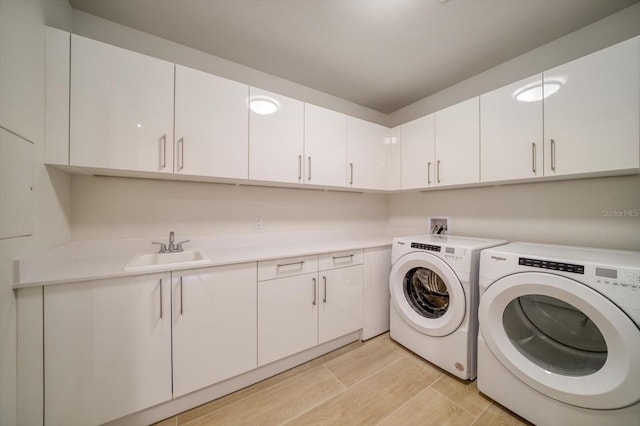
[250,97,279,115]
[514,81,562,102]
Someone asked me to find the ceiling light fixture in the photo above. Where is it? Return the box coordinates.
[514,81,562,102]
[249,97,279,115]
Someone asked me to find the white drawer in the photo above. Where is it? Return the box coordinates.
[258,255,319,281]
[319,250,363,271]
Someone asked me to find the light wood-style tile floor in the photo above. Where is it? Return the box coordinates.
[154,333,531,426]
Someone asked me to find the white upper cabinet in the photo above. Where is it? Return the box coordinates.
[69,35,174,173]
[174,65,249,179]
[434,97,480,186]
[387,126,402,191]
[480,74,544,182]
[400,114,435,189]
[249,88,304,184]
[544,36,640,177]
[45,26,70,166]
[346,117,389,190]
[303,103,347,187]
[172,263,257,398]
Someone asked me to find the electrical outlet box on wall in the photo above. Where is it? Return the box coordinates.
[428,216,450,235]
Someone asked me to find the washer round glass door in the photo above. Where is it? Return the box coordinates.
[479,272,640,409]
[390,251,465,337]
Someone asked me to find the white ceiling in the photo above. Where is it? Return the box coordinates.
[69,0,638,114]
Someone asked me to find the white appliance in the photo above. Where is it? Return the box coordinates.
[478,242,640,426]
[389,234,506,379]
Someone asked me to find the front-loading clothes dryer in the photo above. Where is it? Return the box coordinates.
[478,242,640,426]
[389,235,506,380]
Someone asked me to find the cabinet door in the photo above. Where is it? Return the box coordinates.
[304,103,347,187]
[400,114,435,189]
[172,263,257,397]
[44,273,172,426]
[388,126,402,191]
[544,36,640,176]
[70,35,174,173]
[318,265,364,344]
[258,273,318,365]
[346,117,389,190]
[175,65,249,178]
[249,88,304,183]
[45,26,70,166]
[0,129,33,239]
[480,74,544,182]
[434,97,480,186]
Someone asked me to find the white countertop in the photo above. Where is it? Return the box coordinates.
[15,230,395,288]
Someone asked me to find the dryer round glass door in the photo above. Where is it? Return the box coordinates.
[389,252,466,337]
[479,272,640,409]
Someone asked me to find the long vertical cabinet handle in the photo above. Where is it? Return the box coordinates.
[307,156,312,181]
[180,276,184,315]
[159,278,163,319]
[159,134,167,169]
[437,160,441,183]
[427,162,431,184]
[532,142,537,174]
[322,276,327,303]
[550,139,556,171]
[349,163,354,185]
[178,137,185,171]
[298,155,302,181]
[312,277,317,305]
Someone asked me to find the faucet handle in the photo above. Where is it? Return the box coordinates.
[152,242,168,253]
[176,240,190,252]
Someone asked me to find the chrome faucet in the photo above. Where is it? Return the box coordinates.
[152,231,190,253]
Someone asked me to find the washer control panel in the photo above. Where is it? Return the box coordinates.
[411,242,441,252]
[519,257,584,274]
[595,267,640,290]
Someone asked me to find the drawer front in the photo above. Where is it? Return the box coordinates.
[319,250,364,271]
[258,255,318,281]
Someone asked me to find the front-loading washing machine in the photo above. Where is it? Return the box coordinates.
[478,242,640,425]
[389,235,506,380]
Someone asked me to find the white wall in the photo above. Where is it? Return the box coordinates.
[70,175,388,241]
[388,175,640,251]
[0,0,73,425]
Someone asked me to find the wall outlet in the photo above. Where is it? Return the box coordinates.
[428,216,450,235]
[254,216,263,229]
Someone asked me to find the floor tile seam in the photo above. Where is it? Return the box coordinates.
[278,370,350,426]
[371,380,438,426]
[178,366,317,426]
[332,350,411,389]
[321,362,351,390]
[430,384,485,420]
[470,404,492,425]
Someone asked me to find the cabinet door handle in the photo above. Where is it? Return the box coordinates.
[349,163,354,185]
[308,156,312,181]
[437,160,441,183]
[323,276,327,303]
[532,142,537,174]
[277,261,304,268]
[550,139,556,172]
[298,155,302,181]
[159,278,163,319]
[427,162,431,184]
[332,254,354,261]
[180,276,184,315]
[178,137,185,171]
[312,277,317,305]
[159,134,167,169]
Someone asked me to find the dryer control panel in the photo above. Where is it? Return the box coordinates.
[411,242,441,252]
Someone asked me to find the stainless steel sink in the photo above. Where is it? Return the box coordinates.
[124,250,210,271]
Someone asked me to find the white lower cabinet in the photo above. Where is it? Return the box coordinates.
[318,256,363,344]
[172,263,257,397]
[44,264,257,425]
[258,251,363,365]
[44,273,172,426]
